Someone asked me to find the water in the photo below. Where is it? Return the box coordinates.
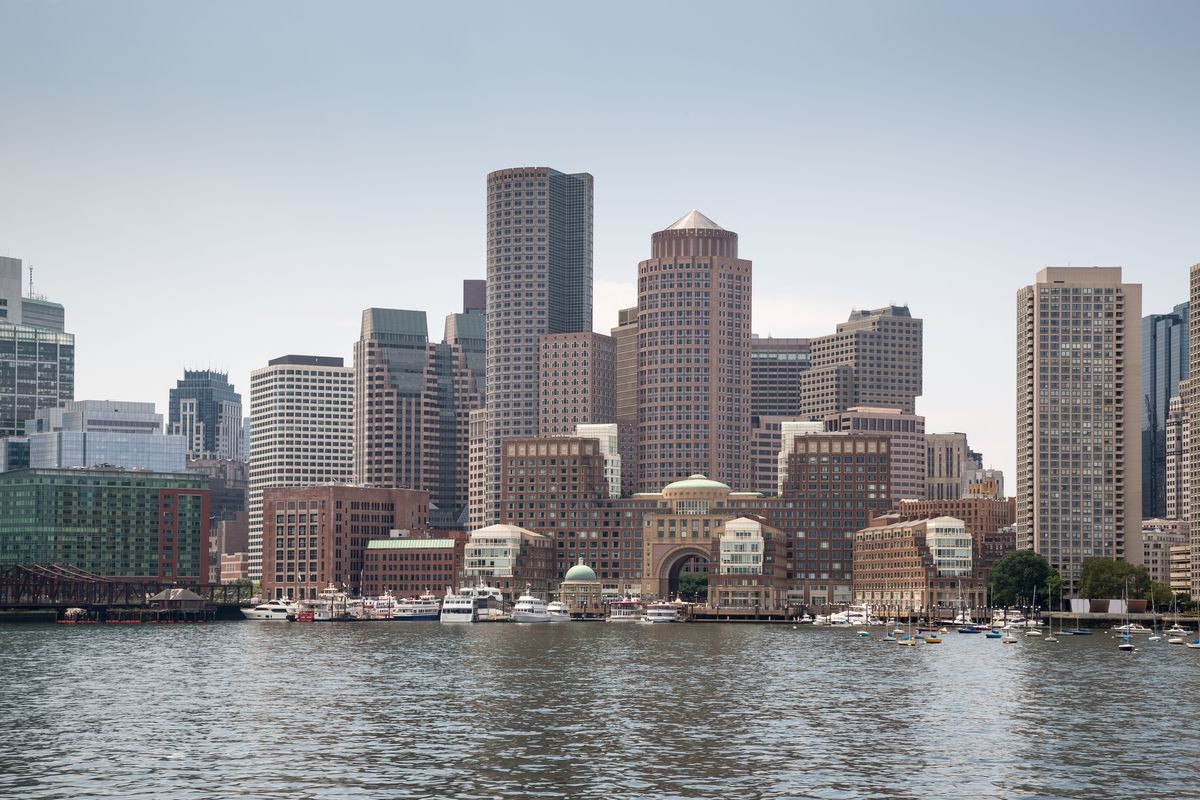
[1,622,1197,799]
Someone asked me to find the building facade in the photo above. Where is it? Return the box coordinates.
[637,210,752,491]
[1141,518,1187,586]
[1016,267,1142,595]
[853,516,981,610]
[463,523,554,601]
[611,306,639,497]
[361,533,465,597]
[926,432,977,501]
[538,332,615,435]
[892,496,1016,572]
[824,406,926,500]
[750,336,812,418]
[248,355,354,580]
[168,370,244,461]
[484,166,593,526]
[0,467,209,582]
[1142,303,1189,519]
[261,485,429,600]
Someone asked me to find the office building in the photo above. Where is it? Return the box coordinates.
[824,406,926,500]
[1016,267,1142,594]
[1142,518,1187,586]
[797,306,923,418]
[1142,303,1189,519]
[362,533,466,597]
[892,496,1016,571]
[611,306,639,496]
[775,420,825,495]
[0,467,209,582]
[248,355,354,580]
[484,166,593,526]
[751,336,812,418]
[853,516,981,610]
[463,524,555,602]
[926,432,980,501]
[575,423,621,498]
[538,332,614,436]
[1165,395,1188,520]
[637,210,752,491]
[168,370,244,461]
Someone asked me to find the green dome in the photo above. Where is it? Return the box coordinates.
[663,474,731,492]
[563,561,597,582]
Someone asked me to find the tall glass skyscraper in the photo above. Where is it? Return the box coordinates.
[168,370,244,461]
[1142,302,1189,518]
[482,167,593,526]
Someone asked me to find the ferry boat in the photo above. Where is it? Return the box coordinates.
[513,585,550,623]
[241,599,297,621]
[640,602,679,623]
[439,581,509,623]
[546,601,571,623]
[362,591,399,620]
[392,594,441,621]
[607,598,643,622]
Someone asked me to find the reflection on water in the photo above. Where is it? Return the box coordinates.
[1,623,1198,799]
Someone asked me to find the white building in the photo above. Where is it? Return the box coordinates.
[719,517,765,575]
[575,422,621,498]
[248,355,353,580]
[462,523,552,600]
[776,420,824,495]
[926,516,972,577]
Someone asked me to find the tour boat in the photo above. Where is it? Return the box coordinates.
[439,581,509,623]
[607,598,643,622]
[303,584,366,622]
[362,591,399,620]
[640,602,679,623]
[240,599,297,621]
[546,601,571,623]
[392,594,441,621]
[513,585,551,623]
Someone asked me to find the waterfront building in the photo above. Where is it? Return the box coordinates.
[361,532,465,597]
[1142,518,1188,586]
[538,332,614,435]
[637,210,752,492]
[797,306,923,419]
[892,496,1016,572]
[484,166,593,526]
[1017,267,1142,594]
[168,370,244,461]
[1143,303,1189,519]
[0,467,209,582]
[575,423,621,498]
[852,516,980,610]
[824,406,926,500]
[709,516,790,609]
[925,432,979,501]
[462,523,554,602]
[558,558,602,610]
[1169,544,1192,596]
[611,306,639,496]
[5,400,186,473]
[186,458,249,584]
[248,355,354,580]
[353,305,484,527]
[260,485,428,600]
[750,336,813,418]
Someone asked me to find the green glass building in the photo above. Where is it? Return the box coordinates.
[0,468,210,582]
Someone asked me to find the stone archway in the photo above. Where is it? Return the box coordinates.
[651,545,711,601]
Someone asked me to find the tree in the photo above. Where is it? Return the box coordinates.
[988,550,1061,608]
[1147,581,1175,609]
[677,573,708,603]
[1077,558,1149,599]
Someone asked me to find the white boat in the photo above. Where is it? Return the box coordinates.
[439,581,509,623]
[241,599,297,621]
[1112,623,1152,635]
[393,594,441,621]
[640,602,679,623]
[362,591,399,620]
[513,585,550,623]
[607,598,643,622]
[303,584,366,622]
[1165,623,1188,637]
[546,601,571,623]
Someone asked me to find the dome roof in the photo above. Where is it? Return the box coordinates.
[663,474,732,492]
[563,559,597,582]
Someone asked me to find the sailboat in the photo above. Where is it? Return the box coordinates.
[1118,580,1136,652]
[897,603,918,646]
[1044,580,1059,643]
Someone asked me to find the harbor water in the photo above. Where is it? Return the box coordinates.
[2,622,1198,799]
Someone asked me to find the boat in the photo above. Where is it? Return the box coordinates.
[240,599,297,621]
[640,602,679,623]
[923,633,943,644]
[985,629,1003,639]
[546,601,571,623]
[1165,623,1188,637]
[303,584,366,622]
[362,591,399,620]
[392,594,441,621]
[513,584,550,623]
[1111,623,1152,635]
[439,581,509,623]
[1002,628,1018,644]
[607,598,643,622]
[1117,581,1137,651]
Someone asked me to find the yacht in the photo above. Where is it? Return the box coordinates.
[393,594,441,621]
[362,591,399,621]
[304,585,366,622]
[1111,623,1152,635]
[439,581,509,623]
[513,585,551,623]
[546,601,571,623]
[607,598,643,622]
[241,599,297,621]
[640,602,679,623]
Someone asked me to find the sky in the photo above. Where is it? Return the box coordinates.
[1,0,1198,483]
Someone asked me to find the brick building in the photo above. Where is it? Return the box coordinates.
[361,533,466,597]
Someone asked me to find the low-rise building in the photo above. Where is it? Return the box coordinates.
[1142,519,1188,586]
[221,552,248,584]
[361,533,465,597]
[557,558,602,612]
[853,516,981,611]
[463,523,554,601]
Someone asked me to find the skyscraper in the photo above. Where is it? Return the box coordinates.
[824,406,927,500]
[484,166,593,525]
[750,336,812,418]
[538,332,615,435]
[248,355,354,580]
[1016,267,1142,594]
[636,210,752,491]
[169,370,244,461]
[0,256,74,437]
[611,306,639,496]
[1142,302,1188,518]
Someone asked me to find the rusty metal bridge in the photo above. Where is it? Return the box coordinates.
[0,564,251,614]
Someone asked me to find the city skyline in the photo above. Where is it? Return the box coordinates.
[3,2,1199,487]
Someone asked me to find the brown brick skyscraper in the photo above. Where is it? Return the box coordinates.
[636,210,751,491]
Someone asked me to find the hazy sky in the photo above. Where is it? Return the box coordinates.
[2,1,1198,483]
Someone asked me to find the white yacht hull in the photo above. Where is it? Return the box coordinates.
[240,609,293,621]
[513,611,551,623]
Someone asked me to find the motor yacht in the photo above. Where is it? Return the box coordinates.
[607,598,643,622]
[392,594,441,621]
[241,599,297,621]
[640,602,679,623]
[546,601,571,623]
[513,585,550,623]
[439,581,509,623]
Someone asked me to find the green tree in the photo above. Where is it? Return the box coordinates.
[1147,581,1175,609]
[988,550,1061,608]
[1077,558,1149,599]
[677,573,708,603]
